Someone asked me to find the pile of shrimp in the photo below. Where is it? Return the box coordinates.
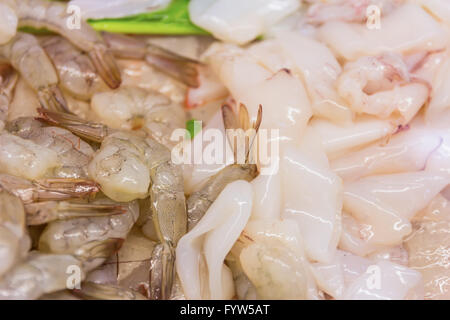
[0,0,449,300]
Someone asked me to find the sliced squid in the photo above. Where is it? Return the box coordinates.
[331,119,443,181]
[248,32,353,124]
[176,180,253,300]
[318,4,448,61]
[281,144,343,263]
[189,0,300,45]
[344,171,449,246]
[310,116,396,159]
[311,250,423,300]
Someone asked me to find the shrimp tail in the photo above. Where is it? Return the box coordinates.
[102,31,200,88]
[25,201,126,225]
[88,45,122,89]
[145,45,201,88]
[33,178,100,202]
[37,108,111,143]
[150,242,175,300]
[37,85,70,113]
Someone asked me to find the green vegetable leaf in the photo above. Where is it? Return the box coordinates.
[186,119,202,139]
[88,0,209,35]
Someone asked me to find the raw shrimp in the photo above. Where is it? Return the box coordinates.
[6,117,95,179]
[14,0,121,89]
[186,104,261,230]
[90,86,186,148]
[0,252,83,300]
[0,0,17,44]
[38,109,187,299]
[0,189,30,278]
[235,219,319,300]
[40,36,107,101]
[25,200,126,226]
[337,52,429,124]
[0,173,99,205]
[38,199,139,271]
[0,64,17,124]
[0,32,68,112]
[102,32,201,88]
[0,132,60,180]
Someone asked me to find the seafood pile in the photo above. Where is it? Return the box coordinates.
[0,0,449,300]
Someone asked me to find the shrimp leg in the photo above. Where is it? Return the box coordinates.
[15,0,121,89]
[0,33,68,112]
[37,108,187,299]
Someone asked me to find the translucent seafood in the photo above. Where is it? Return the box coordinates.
[38,199,138,271]
[0,0,17,44]
[0,173,99,204]
[6,117,95,179]
[0,132,60,180]
[0,189,30,279]
[40,36,107,101]
[102,32,201,88]
[0,33,68,112]
[15,0,122,89]
[177,180,253,299]
[337,52,430,124]
[186,104,261,230]
[90,86,186,148]
[37,109,187,299]
[0,252,83,300]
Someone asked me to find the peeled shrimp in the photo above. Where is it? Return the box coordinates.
[0,189,30,278]
[39,199,138,271]
[38,109,187,300]
[41,36,107,101]
[90,86,186,148]
[0,132,60,180]
[14,0,121,89]
[0,0,17,45]
[6,117,95,179]
[0,252,84,300]
[0,32,68,112]
[236,219,318,300]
